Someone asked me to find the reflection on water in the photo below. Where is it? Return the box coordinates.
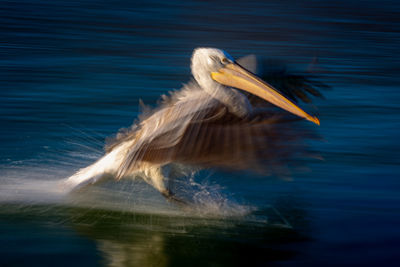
[97,235,167,267]
[0,203,306,266]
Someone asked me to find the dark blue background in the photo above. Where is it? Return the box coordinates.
[1,0,399,266]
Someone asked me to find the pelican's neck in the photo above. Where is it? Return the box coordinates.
[201,82,253,118]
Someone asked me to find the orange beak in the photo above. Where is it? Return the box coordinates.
[211,63,320,125]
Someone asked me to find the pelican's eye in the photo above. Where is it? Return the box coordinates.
[221,57,230,64]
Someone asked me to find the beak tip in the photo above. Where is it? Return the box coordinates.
[309,116,320,126]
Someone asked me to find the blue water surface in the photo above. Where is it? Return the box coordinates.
[1,0,400,266]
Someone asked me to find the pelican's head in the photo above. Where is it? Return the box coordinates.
[191,47,320,125]
[191,48,234,89]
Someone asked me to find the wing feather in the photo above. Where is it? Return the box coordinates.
[108,71,321,178]
[132,105,311,175]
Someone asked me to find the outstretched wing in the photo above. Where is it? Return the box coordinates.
[146,107,313,176]
[111,83,315,178]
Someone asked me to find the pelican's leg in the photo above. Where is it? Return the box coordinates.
[165,164,181,196]
[144,167,188,206]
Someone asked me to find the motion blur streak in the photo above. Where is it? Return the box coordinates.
[1,0,400,266]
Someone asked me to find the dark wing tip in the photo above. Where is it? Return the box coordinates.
[255,58,330,104]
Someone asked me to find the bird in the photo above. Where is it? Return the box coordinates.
[64,47,324,205]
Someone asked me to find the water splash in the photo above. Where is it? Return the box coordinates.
[0,157,254,220]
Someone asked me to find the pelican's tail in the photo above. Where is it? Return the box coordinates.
[63,164,106,193]
[62,147,124,192]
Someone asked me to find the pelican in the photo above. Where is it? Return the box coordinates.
[65,48,322,204]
